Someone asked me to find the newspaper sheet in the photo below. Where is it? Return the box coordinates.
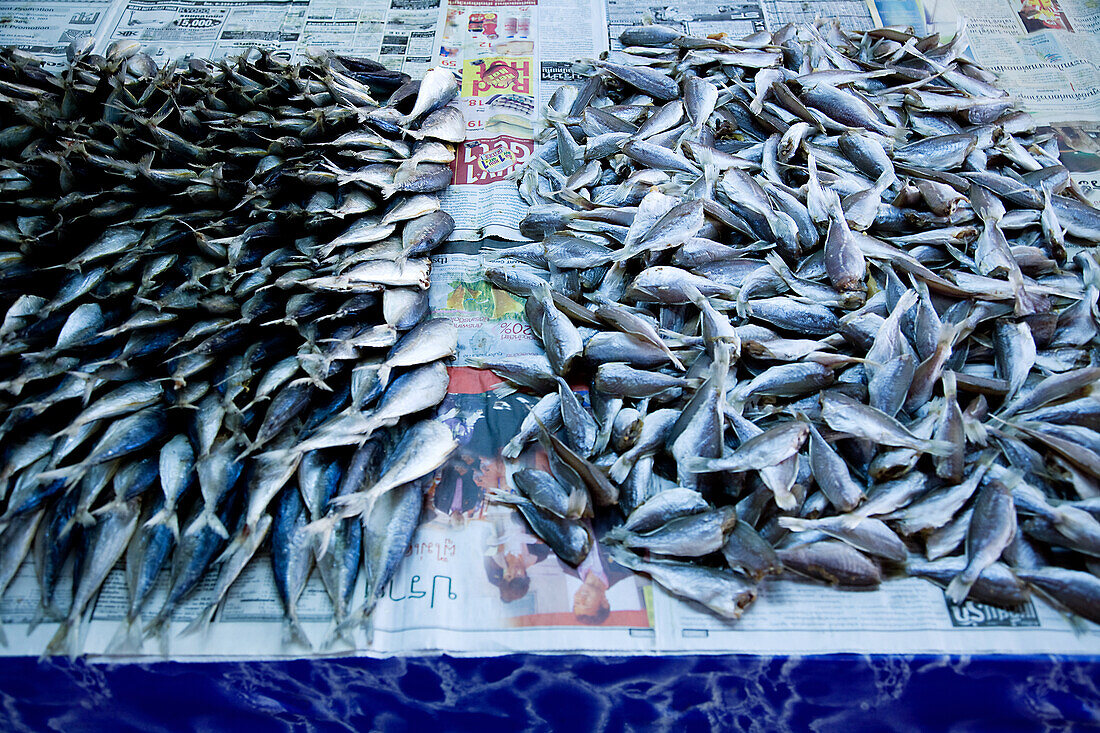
[0,1,1099,662]
[437,0,608,241]
[869,0,1100,125]
[0,0,114,67]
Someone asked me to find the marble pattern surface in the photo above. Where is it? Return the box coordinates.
[1,654,1098,730]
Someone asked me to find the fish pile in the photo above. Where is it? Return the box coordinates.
[480,21,1100,624]
[0,43,464,655]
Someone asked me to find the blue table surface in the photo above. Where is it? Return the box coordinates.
[1,653,1097,731]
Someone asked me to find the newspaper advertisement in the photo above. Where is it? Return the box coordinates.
[436,0,608,242]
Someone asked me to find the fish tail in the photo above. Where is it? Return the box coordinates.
[566,487,589,519]
[43,617,77,659]
[683,456,714,474]
[327,603,368,648]
[768,480,798,511]
[180,604,217,637]
[500,437,523,460]
[283,613,312,650]
[924,439,957,457]
[608,453,634,484]
[184,509,229,540]
[837,511,867,530]
[945,570,976,604]
[484,487,522,506]
[143,507,171,531]
[777,516,811,532]
[303,514,339,558]
[105,616,144,654]
[374,364,392,400]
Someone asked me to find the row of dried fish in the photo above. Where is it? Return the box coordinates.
[0,43,463,655]
[479,21,1100,625]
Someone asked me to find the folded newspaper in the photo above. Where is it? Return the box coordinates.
[0,0,1098,661]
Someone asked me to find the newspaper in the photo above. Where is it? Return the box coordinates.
[0,0,114,67]
[1,1,1100,662]
[867,0,1100,205]
[436,0,608,241]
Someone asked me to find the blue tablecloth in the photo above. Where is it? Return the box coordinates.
[1,654,1097,730]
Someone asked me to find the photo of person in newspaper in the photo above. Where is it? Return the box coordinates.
[1019,0,1074,32]
[487,516,651,628]
[430,387,528,526]
[484,510,552,602]
[432,447,484,522]
[563,540,637,625]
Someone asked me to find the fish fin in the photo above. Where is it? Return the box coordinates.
[105,617,145,655]
[180,603,218,638]
[43,617,77,660]
[603,525,627,544]
[136,152,156,176]
[302,514,339,558]
[945,570,976,604]
[566,486,589,519]
[608,453,634,484]
[282,614,312,650]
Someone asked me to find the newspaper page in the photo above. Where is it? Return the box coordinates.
[865,0,1100,206]
[95,0,309,61]
[436,0,608,242]
[606,0,766,50]
[91,0,445,73]
[0,0,112,67]
[953,0,1100,124]
[865,0,961,36]
[868,0,1100,125]
[759,0,875,31]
